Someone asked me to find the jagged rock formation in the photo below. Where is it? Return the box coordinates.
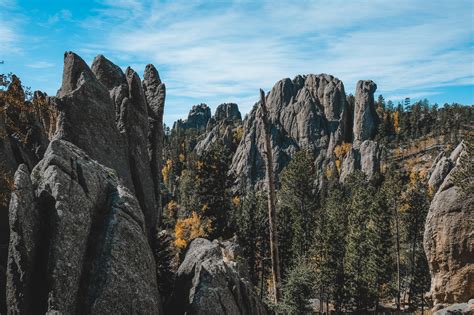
[2,52,167,313]
[339,140,381,182]
[353,80,378,143]
[7,140,161,314]
[90,53,161,234]
[229,74,378,189]
[167,238,267,315]
[143,64,166,223]
[424,141,474,306]
[195,103,242,156]
[174,103,211,131]
[214,102,242,122]
[54,52,133,191]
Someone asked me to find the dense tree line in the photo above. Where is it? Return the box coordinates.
[158,97,472,313]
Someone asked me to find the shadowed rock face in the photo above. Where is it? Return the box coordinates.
[7,140,161,314]
[91,55,163,233]
[424,142,474,306]
[3,52,167,314]
[53,52,134,191]
[167,238,267,315]
[143,64,166,226]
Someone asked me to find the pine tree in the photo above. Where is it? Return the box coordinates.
[402,177,430,311]
[278,150,318,268]
[234,192,269,287]
[344,171,377,311]
[278,257,316,315]
[194,141,233,238]
[381,166,404,310]
[320,184,349,313]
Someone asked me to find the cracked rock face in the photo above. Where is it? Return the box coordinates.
[229,74,351,189]
[167,238,267,315]
[7,140,161,314]
[3,51,167,314]
[423,142,474,306]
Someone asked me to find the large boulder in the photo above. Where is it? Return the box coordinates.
[167,238,267,315]
[6,140,162,314]
[424,142,474,307]
[353,80,378,143]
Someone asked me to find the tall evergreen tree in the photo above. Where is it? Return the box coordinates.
[278,150,318,268]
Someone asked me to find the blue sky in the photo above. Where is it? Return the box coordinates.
[1,0,473,125]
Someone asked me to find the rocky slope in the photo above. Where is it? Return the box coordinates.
[424,141,474,307]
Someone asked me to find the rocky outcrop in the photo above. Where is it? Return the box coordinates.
[433,301,474,315]
[338,140,381,182]
[214,103,242,122]
[175,104,211,131]
[424,142,474,306]
[54,52,133,190]
[90,54,162,234]
[2,52,167,313]
[230,74,364,189]
[7,140,162,314]
[167,238,267,315]
[143,64,166,225]
[353,80,378,143]
[194,103,243,156]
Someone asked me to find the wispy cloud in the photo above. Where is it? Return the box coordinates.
[27,61,55,69]
[41,9,72,27]
[83,0,473,120]
[3,0,473,124]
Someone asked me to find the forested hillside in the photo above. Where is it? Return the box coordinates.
[159,76,473,313]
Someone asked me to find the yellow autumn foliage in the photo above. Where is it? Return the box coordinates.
[234,126,244,143]
[333,142,352,159]
[174,212,212,249]
[393,111,400,134]
[232,195,241,206]
[162,159,172,183]
[179,153,186,162]
[166,200,179,217]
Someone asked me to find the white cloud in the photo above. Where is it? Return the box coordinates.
[27,61,55,69]
[87,1,472,108]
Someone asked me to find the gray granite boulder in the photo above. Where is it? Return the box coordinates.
[6,140,162,314]
[167,238,267,315]
[424,142,474,306]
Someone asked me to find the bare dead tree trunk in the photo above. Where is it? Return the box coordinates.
[259,89,282,303]
[394,204,401,311]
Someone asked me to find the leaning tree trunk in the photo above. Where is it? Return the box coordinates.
[259,89,282,303]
